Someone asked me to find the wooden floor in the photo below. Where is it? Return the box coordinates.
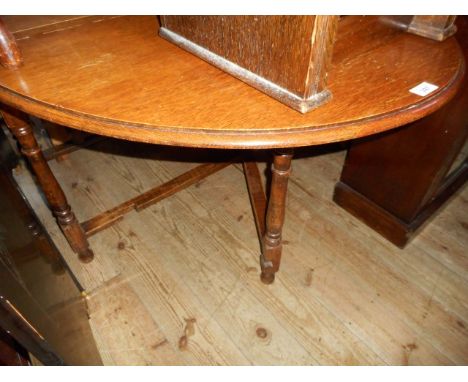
[14,139,468,365]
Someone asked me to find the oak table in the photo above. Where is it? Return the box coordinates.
[0,16,464,284]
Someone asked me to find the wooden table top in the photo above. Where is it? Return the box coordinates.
[0,16,464,149]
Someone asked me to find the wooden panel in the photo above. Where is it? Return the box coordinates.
[0,166,102,365]
[0,328,30,365]
[161,16,318,97]
[339,79,467,223]
[160,16,338,112]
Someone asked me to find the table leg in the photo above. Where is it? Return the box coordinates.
[260,149,293,284]
[1,106,94,263]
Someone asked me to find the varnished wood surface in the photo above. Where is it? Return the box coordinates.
[334,16,468,248]
[13,141,468,365]
[2,16,104,40]
[160,16,338,112]
[243,161,267,239]
[2,106,94,263]
[0,19,23,69]
[161,16,324,96]
[0,16,464,149]
[408,16,457,41]
[260,151,293,284]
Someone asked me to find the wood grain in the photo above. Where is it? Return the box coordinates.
[3,15,467,364]
[0,16,464,148]
[13,142,468,364]
[333,15,468,247]
[408,16,457,41]
[243,161,267,240]
[0,19,23,69]
[161,16,322,97]
[261,150,293,284]
[160,16,338,112]
[1,106,93,263]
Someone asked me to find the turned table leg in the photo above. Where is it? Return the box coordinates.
[1,106,94,263]
[260,149,293,284]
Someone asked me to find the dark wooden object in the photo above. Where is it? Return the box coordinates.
[0,19,22,69]
[0,296,64,365]
[243,160,267,240]
[0,327,30,366]
[0,16,464,283]
[42,135,106,162]
[407,16,457,41]
[0,143,102,365]
[160,16,339,113]
[260,151,293,284]
[244,153,294,283]
[82,160,235,237]
[381,16,457,41]
[1,107,94,263]
[0,169,65,275]
[334,17,467,248]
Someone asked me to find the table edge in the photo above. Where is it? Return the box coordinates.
[0,54,465,149]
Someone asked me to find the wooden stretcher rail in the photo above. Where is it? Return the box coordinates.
[243,161,267,242]
[81,160,235,237]
[43,135,105,161]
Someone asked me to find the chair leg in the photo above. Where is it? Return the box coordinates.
[1,106,94,263]
[260,149,293,284]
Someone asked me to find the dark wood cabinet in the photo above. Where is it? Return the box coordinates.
[0,328,30,366]
[333,17,467,248]
[0,126,102,365]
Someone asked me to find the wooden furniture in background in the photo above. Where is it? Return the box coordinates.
[0,127,102,365]
[381,16,457,41]
[0,16,464,283]
[334,16,467,248]
[2,107,94,263]
[0,18,22,69]
[0,327,30,365]
[14,140,468,365]
[160,16,339,113]
[407,16,457,41]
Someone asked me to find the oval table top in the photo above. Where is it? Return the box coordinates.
[0,16,465,149]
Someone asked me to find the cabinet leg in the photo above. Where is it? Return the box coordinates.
[1,106,94,263]
[260,149,293,284]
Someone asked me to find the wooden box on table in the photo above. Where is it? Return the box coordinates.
[159,16,339,113]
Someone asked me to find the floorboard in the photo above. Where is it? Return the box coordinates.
[13,141,468,365]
